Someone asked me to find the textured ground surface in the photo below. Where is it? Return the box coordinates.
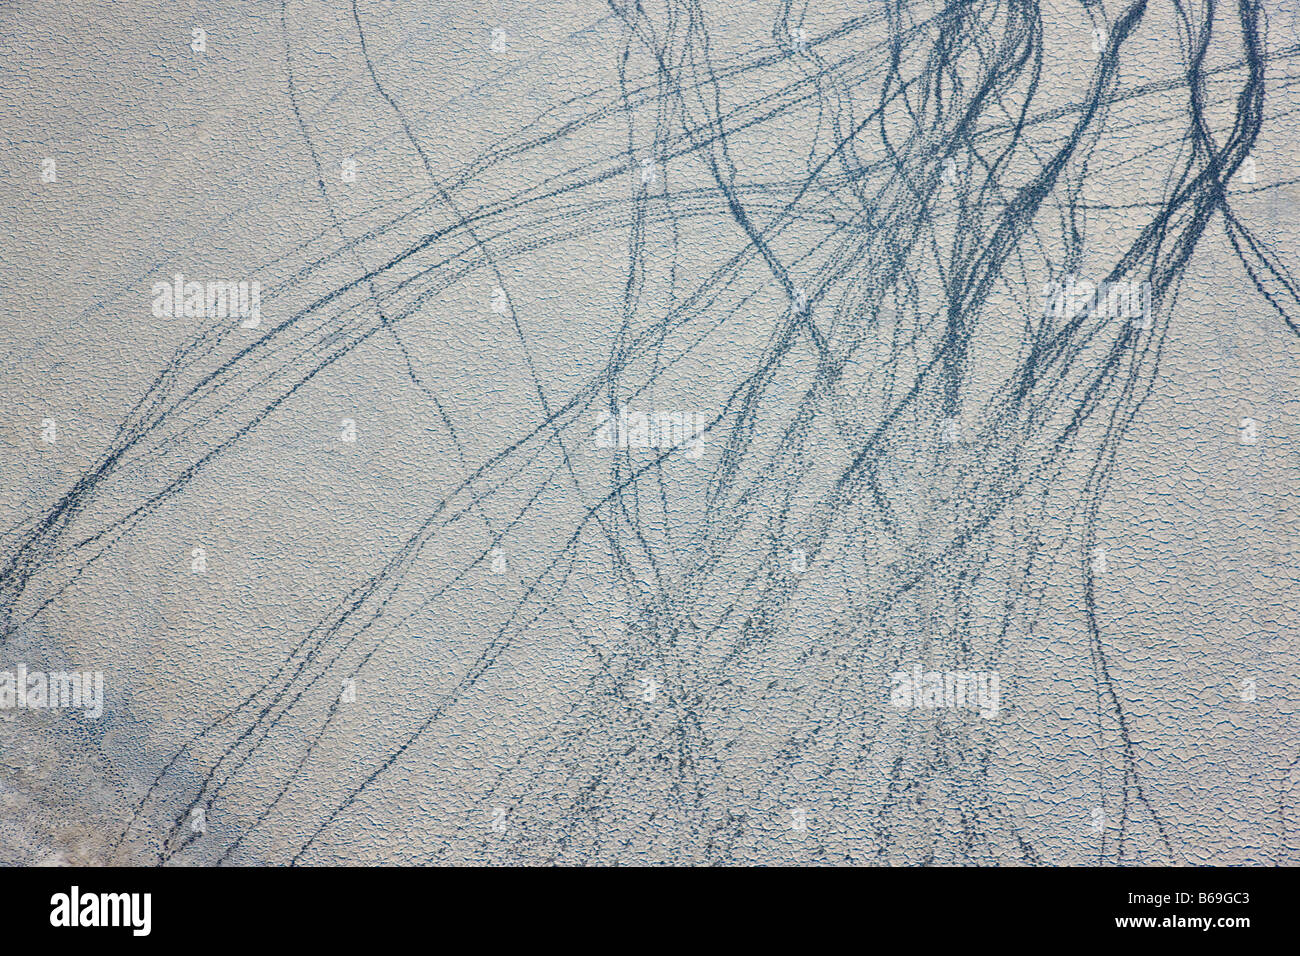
[0,0,1298,865]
